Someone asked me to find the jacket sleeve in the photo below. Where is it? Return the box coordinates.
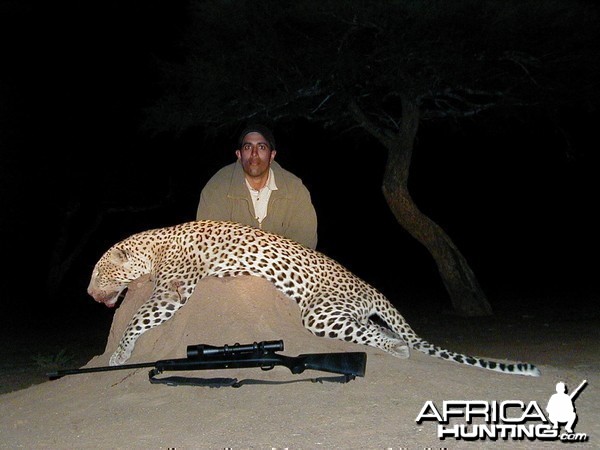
[195,170,231,222]
[196,189,220,221]
[285,183,318,250]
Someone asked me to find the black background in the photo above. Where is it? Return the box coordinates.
[1,2,598,335]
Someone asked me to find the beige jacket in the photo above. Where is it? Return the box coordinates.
[196,161,318,249]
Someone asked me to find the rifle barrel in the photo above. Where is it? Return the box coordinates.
[47,361,155,380]
[569,379,588,399]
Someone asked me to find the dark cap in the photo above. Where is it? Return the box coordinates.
[237,124,276,150]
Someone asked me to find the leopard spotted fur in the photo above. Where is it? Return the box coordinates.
[88,220,540,376]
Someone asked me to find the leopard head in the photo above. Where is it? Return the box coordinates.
[87,245,149,307]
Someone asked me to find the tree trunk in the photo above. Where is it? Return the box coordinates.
[350,98,493,316]
[382,183,492,316]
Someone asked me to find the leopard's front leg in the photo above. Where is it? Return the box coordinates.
[109,280,191,366]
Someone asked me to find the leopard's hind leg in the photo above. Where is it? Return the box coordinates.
[300,302,410,358]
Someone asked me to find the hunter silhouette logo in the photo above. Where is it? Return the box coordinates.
[546,380,587,434]
[415,379,589,442]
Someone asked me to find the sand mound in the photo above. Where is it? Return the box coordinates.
[1,276,596,448]
[100,275,368,367]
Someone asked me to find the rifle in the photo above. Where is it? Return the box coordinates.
[47,340,367,388]
[569,379,587,400]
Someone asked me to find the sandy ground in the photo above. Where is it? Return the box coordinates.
[1,275,598,449]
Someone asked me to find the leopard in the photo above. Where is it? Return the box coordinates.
[88,220,540,376]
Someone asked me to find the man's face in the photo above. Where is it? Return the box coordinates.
[235,132,276,178]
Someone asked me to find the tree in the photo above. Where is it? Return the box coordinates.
[143,0,600,315]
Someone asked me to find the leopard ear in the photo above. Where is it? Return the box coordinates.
[108,247,129,264]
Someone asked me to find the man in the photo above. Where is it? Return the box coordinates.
[196,124,318,249]
[546,382,578,434]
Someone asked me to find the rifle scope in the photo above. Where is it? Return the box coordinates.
[187,340,284,358]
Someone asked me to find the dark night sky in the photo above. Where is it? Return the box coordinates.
[1,2,598,331]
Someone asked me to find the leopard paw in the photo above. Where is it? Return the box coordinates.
[390,341,410,359]
[109,345,131,366]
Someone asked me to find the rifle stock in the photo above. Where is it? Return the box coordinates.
[287,353,367,377]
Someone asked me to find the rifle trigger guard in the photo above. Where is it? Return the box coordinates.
[149,368,163,378]
[260,365,275,371]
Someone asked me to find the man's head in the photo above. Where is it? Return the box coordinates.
[235,124,277,181]
[237,124,276,151]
